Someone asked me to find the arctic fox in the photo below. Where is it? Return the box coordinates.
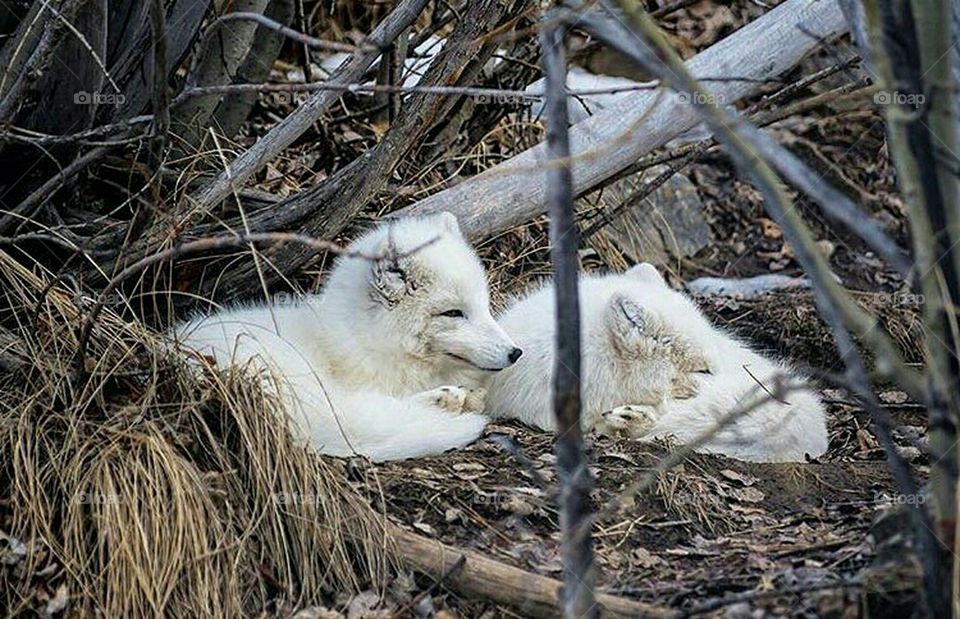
[174,213,522,461]
[486,264,829,463]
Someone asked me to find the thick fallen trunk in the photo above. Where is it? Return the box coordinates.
[391,527,670,618]
[399,0,847,240]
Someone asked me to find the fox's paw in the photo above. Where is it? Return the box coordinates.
[416,386,468,413]
[595,405,659,439]
[414,386,486,414]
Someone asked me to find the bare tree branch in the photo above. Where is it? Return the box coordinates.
[148,0,169,165]
[540,12,597,619]
[860,2,960,613]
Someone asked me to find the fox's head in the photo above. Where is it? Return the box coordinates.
[326,213,522,377]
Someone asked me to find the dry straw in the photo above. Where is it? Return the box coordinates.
[0,249,392,616]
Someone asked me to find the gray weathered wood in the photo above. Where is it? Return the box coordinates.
[172,0,272,152]
[391,527,667,618]
[400,0,847,240]
[211,0,296,140]
[189,0,429,212]
[109,0,212,122]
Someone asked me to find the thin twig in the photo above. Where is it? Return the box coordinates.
[173,75,781,107]
[0,146,114,233]
[202,11,368,53]
[0,116,153,146]
[541,12,597,618]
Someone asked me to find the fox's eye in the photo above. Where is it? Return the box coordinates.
[439,309,465,318]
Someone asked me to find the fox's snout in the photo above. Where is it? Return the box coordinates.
[486,322,522,370]
[441,318,522,372]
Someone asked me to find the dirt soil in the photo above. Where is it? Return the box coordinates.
[356,398,923,617]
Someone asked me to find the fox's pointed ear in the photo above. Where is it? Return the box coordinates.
[605,294,650,349]
[626,263,666,286]
[434,211,461,236]
[370,237,415,306]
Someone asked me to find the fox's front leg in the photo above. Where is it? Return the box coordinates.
[411,386,486,414]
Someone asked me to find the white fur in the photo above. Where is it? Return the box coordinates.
[486,264,829,463]
[174,213,520,461]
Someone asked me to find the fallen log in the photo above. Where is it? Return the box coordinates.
[391,526,672,618]
[399,0,848,240]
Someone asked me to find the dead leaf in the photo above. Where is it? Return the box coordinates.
[879,390,908,404]
[346,591,384,619]
[43,584,69,616]
[719,469,757,486]
[632,546,662,568]
[292,608,343,619]
[730,486,765,503]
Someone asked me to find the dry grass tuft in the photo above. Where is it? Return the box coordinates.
[0,250,390,616]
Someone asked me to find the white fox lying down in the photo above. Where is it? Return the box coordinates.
[174,214,522,461]
[486,264,829,463]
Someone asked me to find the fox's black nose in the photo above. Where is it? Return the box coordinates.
[508,347,523,364]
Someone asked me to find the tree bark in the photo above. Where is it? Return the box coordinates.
[860,1,960,615]
[171,0,273,153]
[188,0,430,213]
[210,0,296,141]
